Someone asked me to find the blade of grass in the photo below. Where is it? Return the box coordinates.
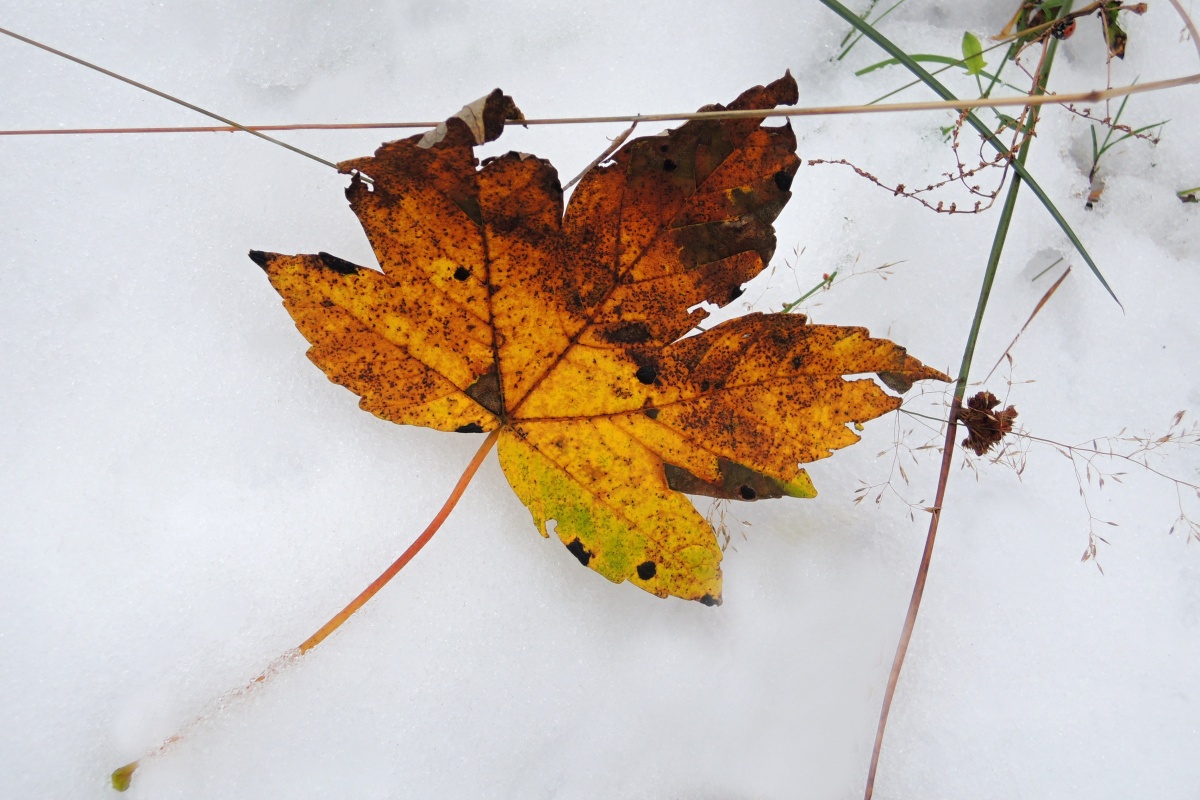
[781,270,837,313]
[0,25,343,175]
[865,38,1027,107]
[816,0,1121,308]
[983,266,1072,383]
[858,4,1073,798]
[855,54,1015,91]
[838,0,908,60]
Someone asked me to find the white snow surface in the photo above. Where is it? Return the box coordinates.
[3,2,1199,798]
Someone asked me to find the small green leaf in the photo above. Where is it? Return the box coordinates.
[961,32,987,75]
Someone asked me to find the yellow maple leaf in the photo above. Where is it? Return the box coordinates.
[251,74,947,605]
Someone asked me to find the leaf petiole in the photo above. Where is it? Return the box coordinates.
[110,427,501,791]
[298,427,501,653]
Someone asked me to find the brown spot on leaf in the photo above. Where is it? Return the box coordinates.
[878,371,914,394]
[635,364,658,385]
[603,321,652,345]
[636,561,657,580]
[317,252,363,274]
[565,537,593,566]
[464,367,504,418]
[455,423,484,433]
[453,265,471,281]
[665,459,797,501]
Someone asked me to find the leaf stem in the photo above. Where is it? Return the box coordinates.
[110,427,501,792]
[299,427,501,653]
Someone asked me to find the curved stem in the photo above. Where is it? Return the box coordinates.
[111,428,501,791]
[298,428,500,653]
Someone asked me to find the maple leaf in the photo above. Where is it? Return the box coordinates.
[250,74,948,605]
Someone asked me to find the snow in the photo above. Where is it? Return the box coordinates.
[2,2,1198,798]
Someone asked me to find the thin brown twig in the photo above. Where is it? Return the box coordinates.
[983,265,1072,382]
[0,24,340,170]
[1022,431,1200,492]
[3,74,1198,139]
[1168,0,1200,58]
[863,395,962,799]
[561,121,637,191]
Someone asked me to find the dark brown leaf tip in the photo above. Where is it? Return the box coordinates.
[248,250,271,270]
[478,89,525,142]
[416,88,525,149]
[698,593,722,607]
[959,391,1018,456]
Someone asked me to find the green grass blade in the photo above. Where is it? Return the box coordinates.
[817,0,1121,307]
[955,3,1070,392]
[856,54,1013,89]
[838,0,908,60]
[868,39,1025,104]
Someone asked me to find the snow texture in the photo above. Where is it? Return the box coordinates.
[2,2,1199,798]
